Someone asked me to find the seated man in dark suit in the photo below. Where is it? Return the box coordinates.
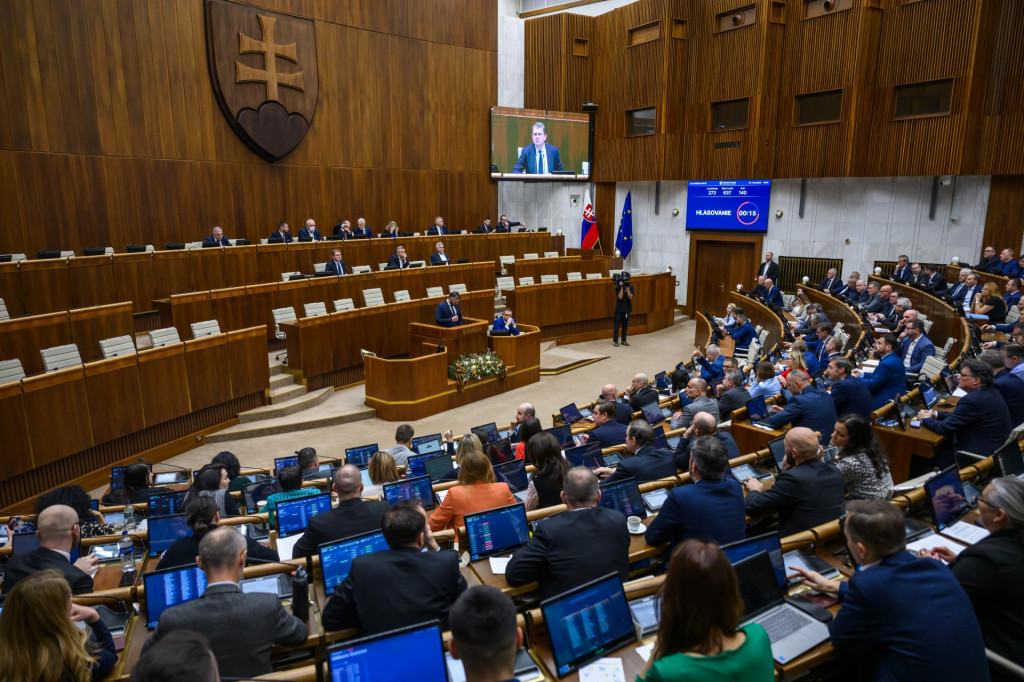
[429,241,452,266]
[268,221,293,243]
[494,215,513,233]
[907,262,926,286]
[595,420,677,484]
[743,427,846,536]
[293,465,390,559]
[474,217,493,233]
[202,226,230,247]
[857,334,908,409]
[297,447,329,482]
[144,527,308,678]
[427,216,449,236]
[492,308,520,336]
[505,468,629,599]
[826,356,874,419]
[673,411,741,470]
[332,220,354,238]
[647,436,746,556]
[761,278,784,308]
[980,349,1024,426]
[600,383,634,424]
[765,370,837,445]
[0,505,98,599]
[511,122,563,174]
[975,245,1000,273]
[435,290,464,327]
[920,359,1012,467]
[791,500,989,681]
[858,282,884,312]
[716,368,752,419]
[448,587,524,682]
[297,218,323,242]
[579,401,628,448]
[923,263,947,292]
[1005,278,1022,309]
[833,275,858,300]
[998,248,1021,278]
[891,254,911,282]
[324,248,348,275]
[625,372,659,411]
[352,218,373,239]
[803,323,833,367]
[322,500,467,634]
[947,267,972,303]
[386,245,411,270]
[898,319,935,377]
[819,268,843,294]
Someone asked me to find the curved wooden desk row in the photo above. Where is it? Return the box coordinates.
[505,272,677,344]
[869,275,968,363]
[505,254,613,282]
[156,261,498,343]
[0,302,134,376]
[731,290,784,352]
[802,286,865,353]
[0,234,563,319]
[944,263,1009,292]
[0,327,269,509]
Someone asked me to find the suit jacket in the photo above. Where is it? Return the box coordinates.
[491,317,520,335]
[428,482,516,532]
[293,498,391,559]
[353,226,373,239]
[325,259,347,275]
[829,376,874,420]
[696,355,725,383]
[948,281,969,302]
[322,547,467,634]
[332,224,353,238]
[386,253,410,269]
[862,352,908,408]
[717,386,751,420]
[999,259,1022,278]
[429,252,451,266]
[766,386,837,445]
[976,256,1000,273]
[611,399,633,425]
[891,264,912,282]
[511,143,563,174]
[505,507,629,600]
[627,385,660,412]
[202,234,230,246]
[962,284,984,310]
[268,230,293,243]
[297,227,323,241]
[830,552,989,682]
[156,534,279,570]
[645,478,746,554]
[677,395,721,429]
[435,300,464,327]
[757,261,779,281]
[474,223,492,233]
[744,459,846,536]
[673,431,740,470]
[426,225,449,236]
[925,272,948,292]
[861,293,884,313]
[993,371,1024,425]
[729,321,759,350]
[906,272,927,286]
[762,287,784,308]
[846,289,868,304]
[605,445,677,484]
[922,385,1012,456]
[587,420,628,448]
[0,547,93,597]
[146,583,308,678]
[819,276,843,294]
[898,335,935,376]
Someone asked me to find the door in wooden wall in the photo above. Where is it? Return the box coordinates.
[688,234,761,316]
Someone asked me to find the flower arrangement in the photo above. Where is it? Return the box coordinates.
[448,351,506,383]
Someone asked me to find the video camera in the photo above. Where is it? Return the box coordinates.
[613,271,631,286]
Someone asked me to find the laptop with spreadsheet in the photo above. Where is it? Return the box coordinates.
[423,454,455,482]
[110,466,126,494]
[276,493,332,538]
[598,477,647,519]
[148,490,188,517]
[345,444,378,467]
[464,503,530,562]
[327,621,447,681]
[143,564,207,629]
[412,433,444,455]
[406,453,435,478]
[540,573,637,677]
[735,551,829,664]
[147,514,192,558]
[382,475,436,509]
[319,531,390,595]
[273,456,298,475]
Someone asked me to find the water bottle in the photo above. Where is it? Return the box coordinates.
[291,567,310,623]
[119,531,135,573]
[123,500,136,532]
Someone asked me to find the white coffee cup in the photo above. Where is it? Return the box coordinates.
[627,515,643,532]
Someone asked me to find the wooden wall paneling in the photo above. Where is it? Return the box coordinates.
[306,276,340,313]
[68,255,117,310]
[524,13,594,112]
[0,262,25,318]
[0,381,34,481]
[0,311,71,376]
[184,333,232,411]
[19,258,72,315]
[168,291,213,341]
[258,245,289,284]
[226,326,270,399]
[244,283,280,340]
[111,252,157,315]
[384,299,423,358]
[290,314,334,380]
[137,343,191,425]
[189,247,227,292]
[22,367,94,466]
[69,302,134,363]
[223,245,258,287]
[211,286,251,333]
[378,268,425,302]
[982,176,1024,256]
[660,0,690,180]
[593,182,617,252]
[152,250,193,301]
[276,279,310,323]
[83,354,145,445]
[0,155,27,257]
[285,243,319,277]
[331,306,388,368]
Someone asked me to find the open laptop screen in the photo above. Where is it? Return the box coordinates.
[148,490,188,517]
[319,531,390,595]
[274,456,298,475]
[472,422,501,443]
[147,514,192,558]
[484,437,514,466]
[464,503,530,562]
[996,440,1024,477]
[641,401,665,425]
[545,424,574,449]
[406,453,434,478]
[327,621,447,681]
[541,573,636,676]
[276,493,332,538]
[721,532,787,588]
[493,459,529,492]
[412,434,443,455]
[746,396,769,422]
[559,403,585,425]
[110,465,126,492]
[920,383,939,409]
[345,444,378,467]
[925,465,970,530]
[655,371,669,390]
[143,564,207,628]
[598,477,647,519]
[767,436,787,470]
[382,475,436,510]
[242,478,282,514]
[564,442,605,469]
[734,551,784,620]
[423,454,455,482]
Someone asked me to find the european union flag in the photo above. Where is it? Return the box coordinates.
[615,191,633,260]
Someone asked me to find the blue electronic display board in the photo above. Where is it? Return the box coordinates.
[686,180,771,232]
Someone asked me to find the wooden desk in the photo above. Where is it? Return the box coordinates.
[731,418,787,457]
[410,318,490,359]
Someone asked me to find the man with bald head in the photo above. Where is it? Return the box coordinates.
[671,377,720,430]
[764,369,836,445]
[600,383,633,424]
[625,373,659,411]
[293,464,390,559]
[510,402,536,442]
[743,427,846,536]
[672,411,741,470]
[0,504,98,598]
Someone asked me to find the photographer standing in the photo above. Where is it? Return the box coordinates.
[613,273,634,347]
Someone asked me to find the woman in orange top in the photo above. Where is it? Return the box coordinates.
[428,449,516,532]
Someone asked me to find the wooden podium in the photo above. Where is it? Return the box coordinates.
[409,318,490,359]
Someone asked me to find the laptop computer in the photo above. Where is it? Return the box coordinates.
[484,437,515,465]
[412,433,444,455]
[472,422,502,443]
[654,371,670,392]
[493,459,530,501]
[464,503,530,562]
[406,453,435,478]
[110,465,127,494]
[925,465,972,531]
[598,477,647,519]
[242,478,283,514]
[546,424,575,449]
[996,440,1024,478]
[239,573,291,599]
[746,396,770,423]
[382,475,436,509]
[540,573,637,676]
[629,594,661,638]
[781,549,840,586]
[641,400,666,426]
[274,455,298,475]
[147,514,192,558]
[148,490,188,517]
[559,403,593,425]
[143,564,207,629]
[920,382,940,409]
[276,493,332,538]
[652,425,681,451]
[423,453,455,482]
[767,435,787,470]
[345,444,378,467]
[564,442,607,469]
[11,532,40,555]
[319,530,390,595]
[327,621,447,681]
[722,532,787,588]
[735,551,830,664]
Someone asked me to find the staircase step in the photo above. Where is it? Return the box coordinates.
[269,373,294,389]
[235,387,333,423]
[269,384,307,404]
[207,388,375,441]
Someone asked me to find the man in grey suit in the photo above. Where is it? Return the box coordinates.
[671,377,720,429]
[716,368,752,419]
[144,527,308,679]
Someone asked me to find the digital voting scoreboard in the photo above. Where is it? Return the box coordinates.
[686,180,771,232]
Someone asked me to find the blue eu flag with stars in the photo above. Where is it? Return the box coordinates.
[615,191,633,260]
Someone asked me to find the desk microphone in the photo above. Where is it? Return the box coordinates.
[954,450,986,462]
[244,557,310,624]
[138,458,191,475]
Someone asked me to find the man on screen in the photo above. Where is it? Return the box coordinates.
[511,122,563,174]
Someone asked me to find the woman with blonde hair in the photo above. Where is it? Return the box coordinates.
[974,281,1007,323]
[365,450,401,499]
[429,448,515,531]
[0,569,117,682]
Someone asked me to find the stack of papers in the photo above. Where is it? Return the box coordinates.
[488,557,511,574]
[940,521,990,545]
[906,532,966,561]
[579,658,626,682]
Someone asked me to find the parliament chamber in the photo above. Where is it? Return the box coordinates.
[2,0,1024,680]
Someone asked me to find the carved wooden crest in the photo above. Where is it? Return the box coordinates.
[205,0,319,162]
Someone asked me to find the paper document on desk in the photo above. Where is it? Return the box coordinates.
[941,521,989,545]
[906,532,966,561]
[579,658,626,682]
[488,557,511,575]
[952,387,967,397]
[753,422,777,431]
[861,360,880,367]
[635,643,654,662]
[275,534,301,561]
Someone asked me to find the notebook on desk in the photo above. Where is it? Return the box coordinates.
[996,440,1024,478]
[327,621,447,681]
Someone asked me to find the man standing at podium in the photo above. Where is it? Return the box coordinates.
[436,291,464,327]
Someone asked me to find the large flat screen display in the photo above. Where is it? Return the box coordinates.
[686,180,771,232]
[490,107,590,180]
